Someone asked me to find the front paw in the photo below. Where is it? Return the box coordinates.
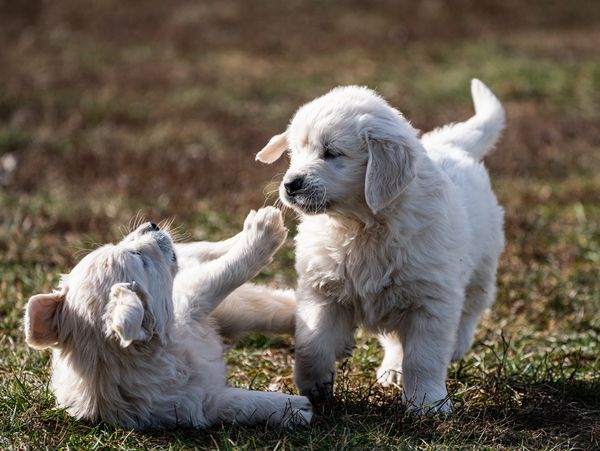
[279,396,314,428]
[242,206,287,257]
[402,392,453,416]
[298,379,335,405]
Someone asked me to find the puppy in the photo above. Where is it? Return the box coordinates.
[24,207,313,429]
[256,80,505,414]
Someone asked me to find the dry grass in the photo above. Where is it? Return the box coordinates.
[1,0,599,449]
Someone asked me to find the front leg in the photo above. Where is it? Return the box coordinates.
[175,234,241,267]
[208,387,313,428]
[174,207,287,320]
[294,289,355,402]
[398,297,460,414]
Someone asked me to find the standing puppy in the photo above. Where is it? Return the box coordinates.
[256,80,505,413]
[24,207,313,429]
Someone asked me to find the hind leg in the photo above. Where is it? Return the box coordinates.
[452,266,497,361]
[211,283,296,340]
[376,333,403,387]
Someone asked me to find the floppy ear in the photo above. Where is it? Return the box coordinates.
[364,134,417,214]
[106,282,150,347]
[25,291,66,349]
[256,131,288,164]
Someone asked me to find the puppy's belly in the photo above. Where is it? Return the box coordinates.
[357,286,413,332]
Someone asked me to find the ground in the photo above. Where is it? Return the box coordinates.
[1,0,599,449]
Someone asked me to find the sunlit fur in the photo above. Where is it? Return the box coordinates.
[24,208,312,429]
[257,80,505,414]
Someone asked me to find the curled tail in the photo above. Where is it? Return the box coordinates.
[422,79,506,161]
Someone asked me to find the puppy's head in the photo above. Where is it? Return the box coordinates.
[24,222,177,351]
[257,86,421,217]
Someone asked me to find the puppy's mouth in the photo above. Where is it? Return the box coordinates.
[280,185,330,215]
[139,223,175,262]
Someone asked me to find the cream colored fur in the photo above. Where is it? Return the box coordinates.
[24,207,312,429]
[257,80,505,414]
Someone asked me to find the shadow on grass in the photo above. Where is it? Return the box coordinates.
[8,371,595,449]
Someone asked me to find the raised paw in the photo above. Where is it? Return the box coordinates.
[242,206,287,257]
[252,206,285,236]
[242,209,257,232]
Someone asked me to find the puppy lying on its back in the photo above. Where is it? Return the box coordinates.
[24,207,312,429]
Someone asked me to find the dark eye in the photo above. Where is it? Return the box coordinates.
[130,250,147,266]
[323,144,339,160]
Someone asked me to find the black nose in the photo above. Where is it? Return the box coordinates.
[284,177,304,196]
[150,222,160,231]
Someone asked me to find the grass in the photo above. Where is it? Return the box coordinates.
[1,0,600,448]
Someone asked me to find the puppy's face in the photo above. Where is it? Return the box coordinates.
[281,106,368,215]
[257,86,420,217]
[24,222,176,351]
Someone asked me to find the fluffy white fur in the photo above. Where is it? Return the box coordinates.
[24,207,313,429]
[257,79,505,414]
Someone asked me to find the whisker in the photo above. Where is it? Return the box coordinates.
[130,211,139,232]
[72,245,93,260]
[157,218,191,243]
[169,226,191,243]
[270,172,286,183]
[158,217,175,232]
[318,186,328,213]
[129,211,146,233]
[127,214,135,234]
[118,224,129,239]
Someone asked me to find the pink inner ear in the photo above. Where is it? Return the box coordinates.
[25,293,64,349]
[256,132,288,163]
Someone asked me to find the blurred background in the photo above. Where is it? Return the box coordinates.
[1,1,599,447]
[1,0,599,258]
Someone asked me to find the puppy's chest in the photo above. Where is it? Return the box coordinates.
[300,231,413,326]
